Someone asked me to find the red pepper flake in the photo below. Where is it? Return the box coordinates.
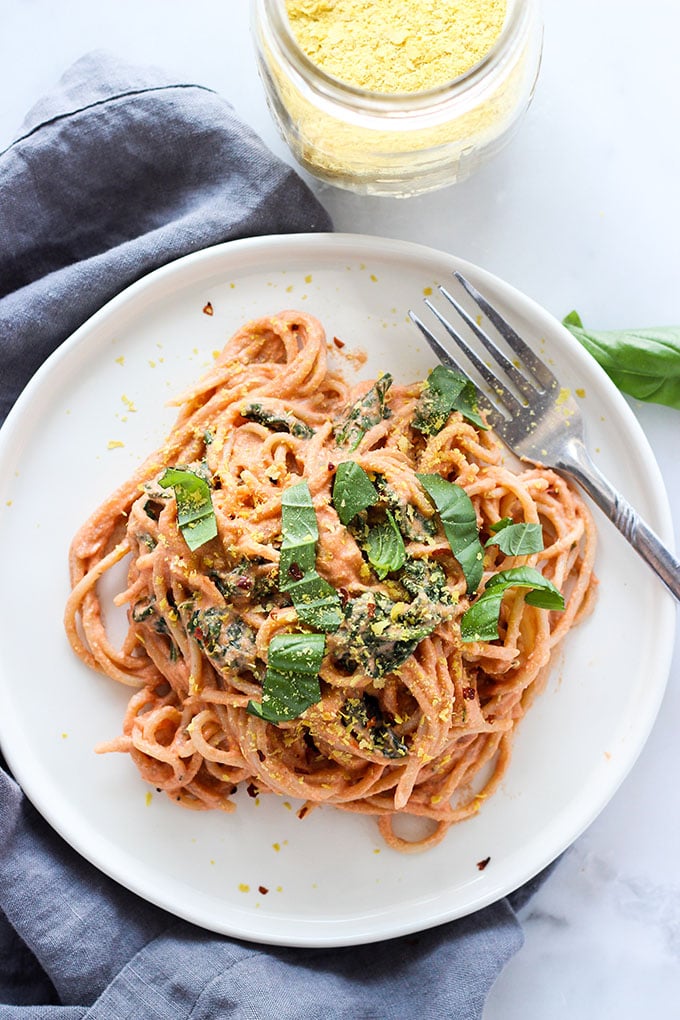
[477,856,491,871]
[290,323,300,332]
[202,301,214,316]
[333,336,345,349]
[258,885,269,895]
[338,587,349,606]
[256,749,266,762]
[246,782,260,798]
[297,804,310,820]
[288,561,304,581]
[462,686,476,701]
[236,575,252,591]
[327,462,335,471]
[366,601,376,620]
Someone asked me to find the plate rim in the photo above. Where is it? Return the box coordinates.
[0,231,676,947]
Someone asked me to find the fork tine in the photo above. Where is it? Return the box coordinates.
[423,298,524,418]
[438,285,539,405]
[407,310,502,425]
[453,272,557,393]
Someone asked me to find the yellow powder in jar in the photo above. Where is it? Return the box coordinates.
[286,0,507,93]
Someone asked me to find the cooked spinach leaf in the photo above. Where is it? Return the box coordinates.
[187,607,257,672]
[340,694,408,759]
[485,521,544,556]
[335,374,393,450]
[400,557,452,604]
[333,591,443,679]
[332,461,379,525]
[417,473,484,595]
[413,364,488,434]
[247,632,325,723]
[241,402,314,439]
[159,467,217,552]
[460,566,565,643]
[372,474,438,542]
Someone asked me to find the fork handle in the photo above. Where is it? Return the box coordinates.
[556,439,680,602]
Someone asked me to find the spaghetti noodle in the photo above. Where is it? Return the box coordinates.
[65,310,596,852]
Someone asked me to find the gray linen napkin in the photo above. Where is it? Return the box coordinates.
[0,51,527,1018]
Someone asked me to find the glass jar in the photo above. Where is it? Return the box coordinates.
[251,0,543,198]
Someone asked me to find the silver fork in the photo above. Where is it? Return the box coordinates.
[409,271,680,602]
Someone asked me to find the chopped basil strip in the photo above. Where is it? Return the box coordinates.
[279,481,319,587]
[413,364,488,434]
[460,566,565,643]
[159,467,217,552]
[365,510,407,579]
[278,481,342,632]
[283,571,343,632]
[417,473,484,595]
[247,632,325,723]
[241,402,314,439]
[335,374,393,450]
[332,461,379,525]
[485,521,544,556]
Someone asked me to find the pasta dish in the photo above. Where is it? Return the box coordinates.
[65,310,596,852]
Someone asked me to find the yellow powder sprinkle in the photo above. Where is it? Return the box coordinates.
[238,883,250,893]
[145,791,153,807]
[107,440,124,449]
[286,0,506,93]
[115,355,125,366]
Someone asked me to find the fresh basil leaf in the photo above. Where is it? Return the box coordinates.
[413,364,488,434]
[460,566,565,643]
[283,571,343,632]
[417,473,484,595]
[159,467,217,551]
[365,510,407,579]
[279,481,319,588]
[489,517,514,533]
[335,374,393,450]
[562,311,680,410]
[278,481,343,631]
[485,522,544,556]
[332,461,379,525]
[247,632,325,723]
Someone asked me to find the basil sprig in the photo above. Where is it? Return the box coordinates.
[460,566,565,643]
[562,311,680,410]
[279,481,342,632]
[159,467,217,552]
[417,473,484,595]
[413,364,487,434]
[332,461,378,525]
[247,632,325,723]
[485,520,544,556]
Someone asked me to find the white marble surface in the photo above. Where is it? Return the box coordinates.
[1,0,679,1015]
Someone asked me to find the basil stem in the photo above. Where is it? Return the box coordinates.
[460,566,565,643]
[417,473,484,595]
[247,632,325,723]
[563,311,680,410]
[158,467,217,552]
[485,521,544,556]
[413,364,488,434]
[332,461,379,525]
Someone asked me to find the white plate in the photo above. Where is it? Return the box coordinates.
[0,233,675,947]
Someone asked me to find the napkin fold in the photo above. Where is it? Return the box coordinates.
[0,50,529,1018]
